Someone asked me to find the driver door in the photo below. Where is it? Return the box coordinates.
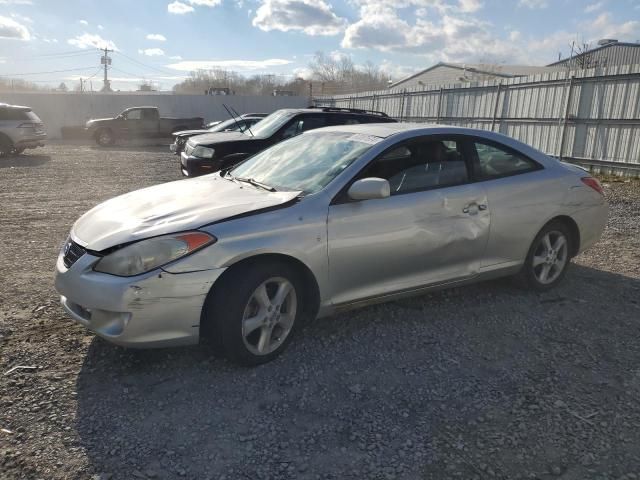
[121,108,143,138]
[327,136,491,306]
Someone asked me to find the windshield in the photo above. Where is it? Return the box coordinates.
[209,118,243,132]
[229,131,377,194]
[249,110,294,138]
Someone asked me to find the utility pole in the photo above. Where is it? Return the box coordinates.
[100,47,113,92]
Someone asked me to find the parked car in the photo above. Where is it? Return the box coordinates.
[55,123,607,366]
[180,107,396,177]
[170,115,266,155]
[85,106,203,146]
[0,103,46,156]
[204,114,267,130]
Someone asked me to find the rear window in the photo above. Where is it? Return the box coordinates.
[0,108,32,121]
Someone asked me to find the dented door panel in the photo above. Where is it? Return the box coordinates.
[327,183,490,306]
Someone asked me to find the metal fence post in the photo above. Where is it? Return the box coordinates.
[490,83,502,132]
[371,94,376,112]
[558,76,575,160]
[398,89,407,120]
[436,87,443,123]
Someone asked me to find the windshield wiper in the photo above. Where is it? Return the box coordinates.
[234,176,277,192]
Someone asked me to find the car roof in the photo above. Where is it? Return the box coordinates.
[312,122,458,138]
[275,107,390,119]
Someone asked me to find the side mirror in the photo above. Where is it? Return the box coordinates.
[348,177,390,201]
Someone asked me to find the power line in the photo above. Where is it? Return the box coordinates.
[34,49,98,58]
[113,50,176,76]
[0,66,97,77]
[110,66,145,78]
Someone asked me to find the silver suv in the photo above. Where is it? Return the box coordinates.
[0,103,46,156]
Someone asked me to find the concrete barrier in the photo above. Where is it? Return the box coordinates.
[0,92,309,138]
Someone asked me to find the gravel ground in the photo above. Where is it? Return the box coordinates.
[1,144,639,480]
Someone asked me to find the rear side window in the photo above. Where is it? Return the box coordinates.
[0,108,31,121]
[473,142,539,179]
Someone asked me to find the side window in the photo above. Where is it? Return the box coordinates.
[361,139,469,195]
[281,119,302,139]
[141,109,156,121]
[126,109,142,120]
[299,115,327,132]
[473,142,539,179]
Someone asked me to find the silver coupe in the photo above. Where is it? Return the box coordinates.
[55,123,608,365]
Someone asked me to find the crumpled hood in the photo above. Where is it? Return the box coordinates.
[188,131,252,146]
[71,175,300,251]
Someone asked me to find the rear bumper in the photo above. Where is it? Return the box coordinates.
[54,252,226,348]
[15,132,46,149]
[572,201,608,254]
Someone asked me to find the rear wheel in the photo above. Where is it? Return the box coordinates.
[14,147,25,155]
[520,221,572,291]
[95,128,115,146]
[202,261,304,366]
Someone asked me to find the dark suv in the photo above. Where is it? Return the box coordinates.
[180,107,396,177]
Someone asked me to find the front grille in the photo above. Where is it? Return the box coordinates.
[63,239,86,268]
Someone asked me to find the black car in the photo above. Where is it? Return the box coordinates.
[170,114,266,155]
[180,107,396,177]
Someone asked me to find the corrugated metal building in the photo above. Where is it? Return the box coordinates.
[389,62,562,90]
[549,40,640,69]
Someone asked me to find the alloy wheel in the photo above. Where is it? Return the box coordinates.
[532,230,568,285]
[241,277,297,356]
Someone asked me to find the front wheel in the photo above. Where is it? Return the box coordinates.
[520,221,572,291]
[95,128,115,146]
[202,261,304,366]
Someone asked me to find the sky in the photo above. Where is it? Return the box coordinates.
[0,0,639,91]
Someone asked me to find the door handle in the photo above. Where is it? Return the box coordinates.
[463,203,487,214]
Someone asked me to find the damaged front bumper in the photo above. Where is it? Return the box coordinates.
[54,252,226,348]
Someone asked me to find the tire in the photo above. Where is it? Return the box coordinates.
[202,260,305,366]
[95,128,115,146]
[0,135,12,157]
[14,147,25,155]
[519,221,572,291]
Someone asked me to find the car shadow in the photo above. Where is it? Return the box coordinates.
[0,154,51,168]
[75,264,640,479]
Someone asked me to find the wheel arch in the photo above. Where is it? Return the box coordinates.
[541,215,581,258]
[200,253,321,336]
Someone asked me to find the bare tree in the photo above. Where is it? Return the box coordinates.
[567,41,603,70]
[308,51,390,94]
[172,70,309,96]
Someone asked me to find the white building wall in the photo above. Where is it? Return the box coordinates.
[0,92,309,138]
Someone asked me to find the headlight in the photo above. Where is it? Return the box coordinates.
[193,146,215,159]
[94,231,215,277]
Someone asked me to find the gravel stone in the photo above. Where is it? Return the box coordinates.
[1,144,639,479]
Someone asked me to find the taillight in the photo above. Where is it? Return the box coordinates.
[581,177,604,195]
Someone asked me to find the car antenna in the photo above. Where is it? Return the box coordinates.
[222,104,248,135]
[229,104,255,137]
